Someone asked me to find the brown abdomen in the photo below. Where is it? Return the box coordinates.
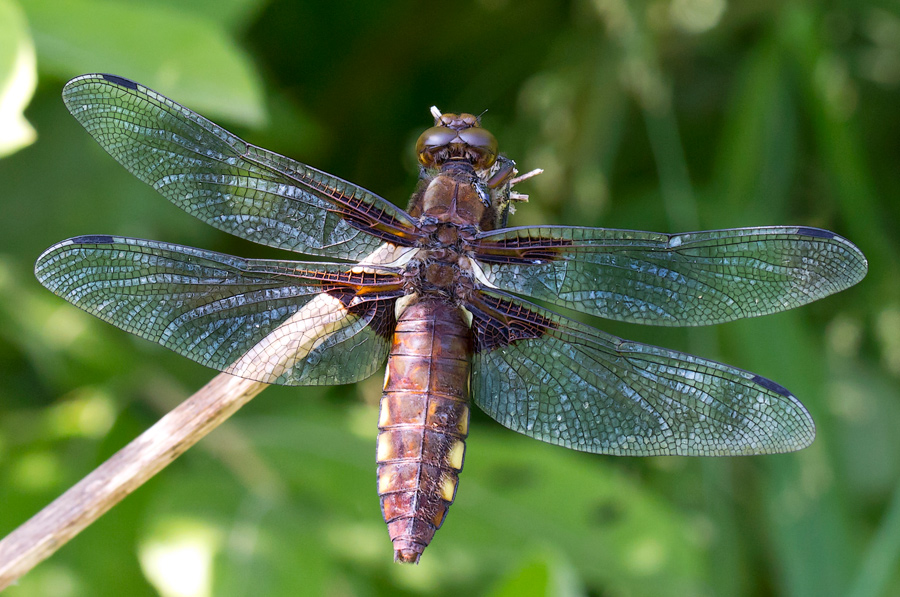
[377,299,470,563]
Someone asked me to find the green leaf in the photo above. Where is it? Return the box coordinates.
[454,433,708,596]
[0,0,37,157]
[488,554,586,597]
[490,558,552,597]
[712,36,797,222]
[22,0,265,127]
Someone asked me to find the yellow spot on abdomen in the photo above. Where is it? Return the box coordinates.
[457,405,469,435]
[378,399,391,427]
[376,433,394,462]
[447,439,465,470]
[440,475,457,502]
[378,471,392,494]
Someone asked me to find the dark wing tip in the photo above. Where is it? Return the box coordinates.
[70,234,116,244]
[795,226,835,239]
[35,236,116,279]
[100,74,139,89]
[63,74,139,97]
[751,374,793,398]
[750,375,817,452]
[795,226,868,287]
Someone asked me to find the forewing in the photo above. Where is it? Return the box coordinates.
[35,236,403,385]
[472,226,867,326]
[62,74,422,260]
[467,289,815,456]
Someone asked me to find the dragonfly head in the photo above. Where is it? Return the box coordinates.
[416,107,498,170]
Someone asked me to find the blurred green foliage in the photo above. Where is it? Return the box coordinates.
[0,0,898,595]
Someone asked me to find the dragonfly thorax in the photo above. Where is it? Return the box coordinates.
[402,257,476,304]
[408,164,502,233]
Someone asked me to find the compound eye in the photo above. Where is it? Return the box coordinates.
[459,127,498,168]
[416,127,458,165]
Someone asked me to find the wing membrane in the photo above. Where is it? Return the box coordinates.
[35,236,403,385]
[62,74,422,260]
[468,288,815,456]
[472,226,867,326]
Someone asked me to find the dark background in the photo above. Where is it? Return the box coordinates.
[0,0,898,595]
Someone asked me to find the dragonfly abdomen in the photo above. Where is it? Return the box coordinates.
[377,299,471,563]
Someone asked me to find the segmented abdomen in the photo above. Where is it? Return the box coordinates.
[377,299,470,563]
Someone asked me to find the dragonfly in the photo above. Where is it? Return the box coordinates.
[36,73,867,564]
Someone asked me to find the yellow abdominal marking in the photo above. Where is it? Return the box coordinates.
[229,293,351,382]
[459,306,474,328]
[457,405,469,434]
[440,475,457,501]
[378,394,391,425]
[393,293,417,321]
[447,439,465,470]
[378,473,391,494]
[376,433,394,462]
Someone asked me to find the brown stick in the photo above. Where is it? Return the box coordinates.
[0,372,268,590]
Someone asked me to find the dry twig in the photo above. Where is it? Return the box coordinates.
[0,372,268,590]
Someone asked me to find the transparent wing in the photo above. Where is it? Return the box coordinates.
[35,235,403,385]
[62,74,422,261]
[472,225,867,326]
[468,289,815,456]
